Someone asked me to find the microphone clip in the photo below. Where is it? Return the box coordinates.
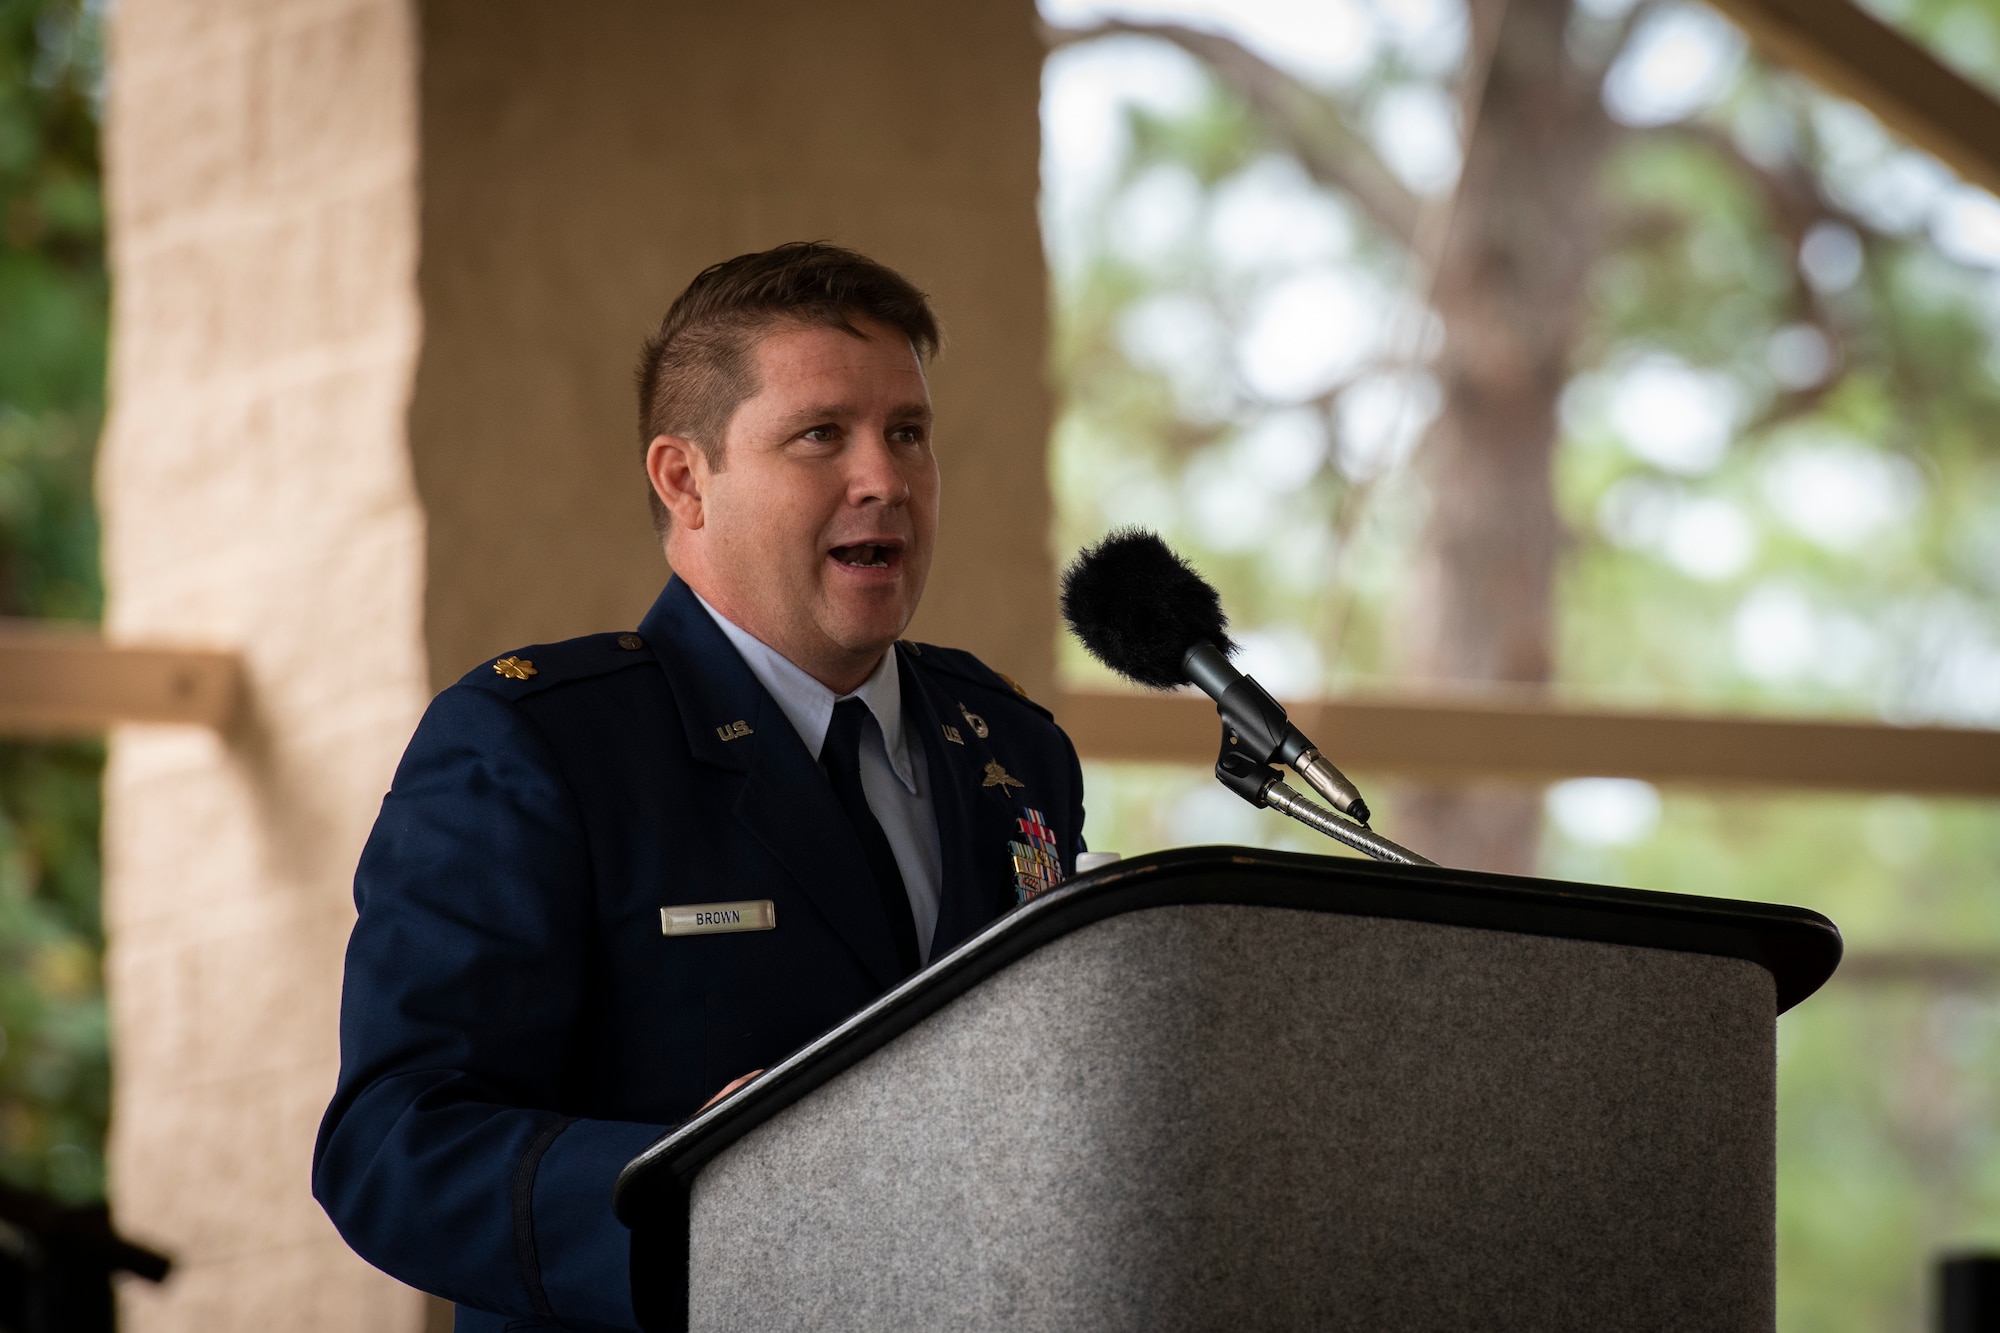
[1185,643,1372,825]
[1213,722,1434,868]
[1215,726,1283,806]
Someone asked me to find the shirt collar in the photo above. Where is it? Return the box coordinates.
[691,589,917,793]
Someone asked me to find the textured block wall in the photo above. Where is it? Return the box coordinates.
[98,1,1050,1328]
[100,0,432,1328]
[411,0,1054,694]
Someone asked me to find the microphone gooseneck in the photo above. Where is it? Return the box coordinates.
[1061,530,1428,865]
[1261,781,1428,865]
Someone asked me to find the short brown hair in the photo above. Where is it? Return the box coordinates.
[635,242,942,533]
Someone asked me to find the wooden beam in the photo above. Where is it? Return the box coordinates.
[1702,0,2000,198]
[1054,690,2000,797]
[2,617,1992,799]
[0,622,242,736]
[1834,952,2000,988]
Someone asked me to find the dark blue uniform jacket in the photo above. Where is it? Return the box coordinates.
[312,578,1086,1331]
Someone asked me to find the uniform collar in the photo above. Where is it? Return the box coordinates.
[690,589,918,794]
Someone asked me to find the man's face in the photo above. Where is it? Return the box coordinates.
[653,317,939,691]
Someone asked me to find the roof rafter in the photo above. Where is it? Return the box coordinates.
[1704,0,2000,197]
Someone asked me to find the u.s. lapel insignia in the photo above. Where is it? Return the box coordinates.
[1009,807,1064,904]
[942,724,965,745]
[715,720,753,742]
[958,702,989,739]
[493,656,537,680]
[982,760,1024,790]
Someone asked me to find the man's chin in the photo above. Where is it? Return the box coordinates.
[818,598,917,661]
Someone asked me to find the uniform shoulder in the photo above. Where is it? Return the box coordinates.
[455,630,657,700]
[901,641,1052,721]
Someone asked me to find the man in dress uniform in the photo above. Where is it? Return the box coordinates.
[312,243,1086,1331]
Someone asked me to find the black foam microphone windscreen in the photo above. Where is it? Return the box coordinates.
[1060,529,1238,690]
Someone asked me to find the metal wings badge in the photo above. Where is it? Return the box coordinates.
[1009,807,1064,905]
[982,760,1024,790]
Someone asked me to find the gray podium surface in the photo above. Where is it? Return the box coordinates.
[618,847,1841,1333]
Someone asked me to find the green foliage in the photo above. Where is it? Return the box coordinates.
[0,0,106,1206]
[0,740,104,1204]
[0,0,102,418]
[1048,74,1418,698]
[0,0,101,621]
[1777,983,2000,1329]
[1046,5,2000,1329]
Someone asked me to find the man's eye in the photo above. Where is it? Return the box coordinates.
[801,426,839,443]
[890,425,928,444]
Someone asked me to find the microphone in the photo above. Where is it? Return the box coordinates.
[1059,529,1372,825]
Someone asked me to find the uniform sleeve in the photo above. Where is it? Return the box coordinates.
[312,684,666,1331]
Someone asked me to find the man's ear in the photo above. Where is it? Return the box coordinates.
[646,434,708,531]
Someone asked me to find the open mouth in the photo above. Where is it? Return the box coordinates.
[829,542,901,570]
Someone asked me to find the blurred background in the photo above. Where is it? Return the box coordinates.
[0,0,1995,1328]
[0,0,110,1217]
[1038,1,2000,1327]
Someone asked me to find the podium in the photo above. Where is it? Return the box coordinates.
[616,847,1840,1332]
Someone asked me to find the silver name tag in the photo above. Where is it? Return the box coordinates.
[660,900,776,936]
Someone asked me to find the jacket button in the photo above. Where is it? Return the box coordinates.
[618,633,644,650]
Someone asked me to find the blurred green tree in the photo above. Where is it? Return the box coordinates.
[1049,0,2000,865]
[0,0,107,1205]
[1042,0,2000,1326]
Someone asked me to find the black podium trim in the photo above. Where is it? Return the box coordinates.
[615,846,1840,1323]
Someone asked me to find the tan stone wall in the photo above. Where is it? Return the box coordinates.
[98,1,1050,1328]
[99,0,431,1328]
[411,0,1055,696]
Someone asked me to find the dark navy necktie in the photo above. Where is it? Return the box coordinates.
[821,698,921,977]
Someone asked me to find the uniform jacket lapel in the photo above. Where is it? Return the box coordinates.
[901,648,1017,957]
[638,579,905,991]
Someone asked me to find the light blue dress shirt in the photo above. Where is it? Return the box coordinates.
[692,591,944,962]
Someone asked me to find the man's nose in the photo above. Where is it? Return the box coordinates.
[846,433,912,505]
